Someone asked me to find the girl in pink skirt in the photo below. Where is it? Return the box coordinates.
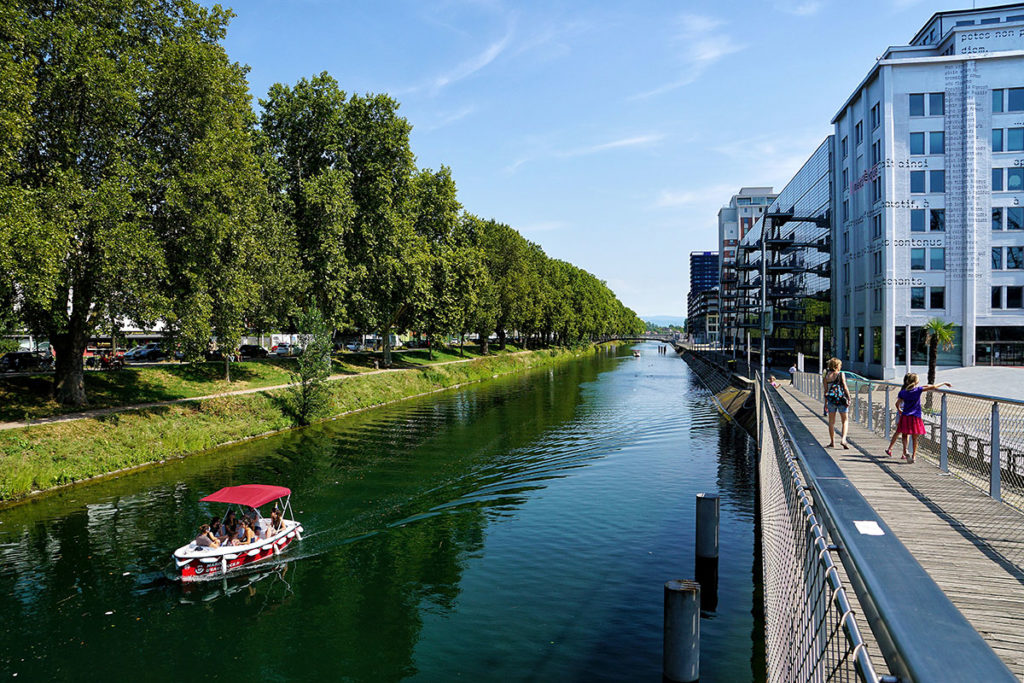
[892,373,951,463]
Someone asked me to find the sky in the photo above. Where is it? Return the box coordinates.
[207,0,949,319]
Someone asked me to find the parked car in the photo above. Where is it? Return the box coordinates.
[273,343,291,356]
[0,351,52,373]
[345,342,363,352]
[238,344,268,359]
[124,343,165,362]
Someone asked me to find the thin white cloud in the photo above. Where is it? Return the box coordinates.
[418,104,479,132]
[507,133,665,172]
[775,0,827,16]
[654,183,737,209]
[629,14,744,100]
[399,19,515,97]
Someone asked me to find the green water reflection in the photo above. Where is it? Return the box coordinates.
[0,344,760,681]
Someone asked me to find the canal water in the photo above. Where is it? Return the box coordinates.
[0,343,761,681]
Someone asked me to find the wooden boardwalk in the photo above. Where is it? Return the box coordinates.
[777,384,1024,679]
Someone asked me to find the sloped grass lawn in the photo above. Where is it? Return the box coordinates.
[0,347,580,501]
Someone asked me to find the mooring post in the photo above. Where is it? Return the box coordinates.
[663,580,700,682]
[695,493,719,560]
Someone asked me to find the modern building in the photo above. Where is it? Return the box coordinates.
[736,139,833,367]
[687,251,720,344]
[832,3,1024,376]
[718,187,777,350]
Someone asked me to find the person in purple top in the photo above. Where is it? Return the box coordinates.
[892,373,951,463]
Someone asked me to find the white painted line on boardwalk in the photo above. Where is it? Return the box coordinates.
[853,520,884,536]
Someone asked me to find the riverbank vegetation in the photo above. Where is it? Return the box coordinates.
[0,344,525,423]
[0,346,597,503]
[0,0,645,410]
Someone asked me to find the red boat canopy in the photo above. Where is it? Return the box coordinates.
[201,485,291,508]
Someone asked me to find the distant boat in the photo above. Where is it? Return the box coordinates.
[633,350,641,357]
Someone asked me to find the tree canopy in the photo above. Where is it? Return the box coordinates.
[0,2,644,407]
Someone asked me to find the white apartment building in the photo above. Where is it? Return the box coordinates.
[718,187,777,349]
[833,3,1024,377]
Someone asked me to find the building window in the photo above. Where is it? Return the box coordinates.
[994,128,1004,152]
[1009,207,1024,231]
[994,89,1004,113]
[930,247,945,270]
[994,168,1004,191]
[873,250,882,275]
[871,140,881,165]
[1009,246,1024,268]
[994,207,1004,231]
[871,102,880,129]
[992,286,1003,309]
[843,263,849,284]
[911,287,926,309]
[855,121,863,145]
[1009,287,1024,309]
[873,213,882,238]
[910,171,925,193]
[871,176,881,202]
[841,136,848,158]
[1010,128,1024,152]
[1009,168,1024,192]
[843,230,849,252]
[873,289,882,312]
[993,247,1003,269]
[1010,88,1024,112]
[911,209,926,232]
[929,93,944,116]
[930,209,945,232]
[910,132,925,155]
[930,170,945,193]
[929,131,944,154]
[930,287,945,309]
[842,168,849,189]
[843,198,849,220]
[910,94,925,117]
[911,247,926,270]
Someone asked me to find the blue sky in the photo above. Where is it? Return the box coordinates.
[212,0,943,318]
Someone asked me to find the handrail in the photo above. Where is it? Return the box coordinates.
[763,381,1017,681]
[826,370,1024,408]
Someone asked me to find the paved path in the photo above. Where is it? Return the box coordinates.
[777,384,1024,678]
[0,356,486,432]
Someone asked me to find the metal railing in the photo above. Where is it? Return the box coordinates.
[758,375,880,683]
[794,371,1024,511]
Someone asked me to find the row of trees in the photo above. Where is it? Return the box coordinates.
[0,0,643,407]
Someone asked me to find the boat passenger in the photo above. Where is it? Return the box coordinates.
[270,509,284,534]
[234,519,257,546]
[210,516,227,541]
[195,524,221,548]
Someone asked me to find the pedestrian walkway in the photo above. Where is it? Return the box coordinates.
[777,384,1024,679]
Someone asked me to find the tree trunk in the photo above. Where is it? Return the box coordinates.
[479,332,489,356]
[52,331,88,407]
[459,333,465,356]
[383,329,392,366]
[427,331,434,360]
[498,328,506,351]
[928,339,937,385]
[224,355,231,382]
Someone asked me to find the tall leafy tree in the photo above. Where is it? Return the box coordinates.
[343,93,426,366]
[2,0,276,403]
[259,73,352,328]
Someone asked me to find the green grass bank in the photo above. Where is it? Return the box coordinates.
[0,345,601,503]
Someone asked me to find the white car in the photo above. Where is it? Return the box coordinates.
[274,343,291,356]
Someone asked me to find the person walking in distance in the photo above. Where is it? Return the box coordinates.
[893,373,951,463]
[822,358,851,449]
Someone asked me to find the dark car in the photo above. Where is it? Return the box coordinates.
[0,351,52,373]
[238,344,268,359]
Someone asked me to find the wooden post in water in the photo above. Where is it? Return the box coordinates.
[695,493,719,560]
[663,580,700,682]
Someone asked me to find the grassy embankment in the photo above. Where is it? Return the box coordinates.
[0,345,586,502]
[0,345,514,423]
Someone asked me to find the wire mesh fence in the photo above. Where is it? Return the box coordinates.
[759,379,880,683]
[793,371,1024,512]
